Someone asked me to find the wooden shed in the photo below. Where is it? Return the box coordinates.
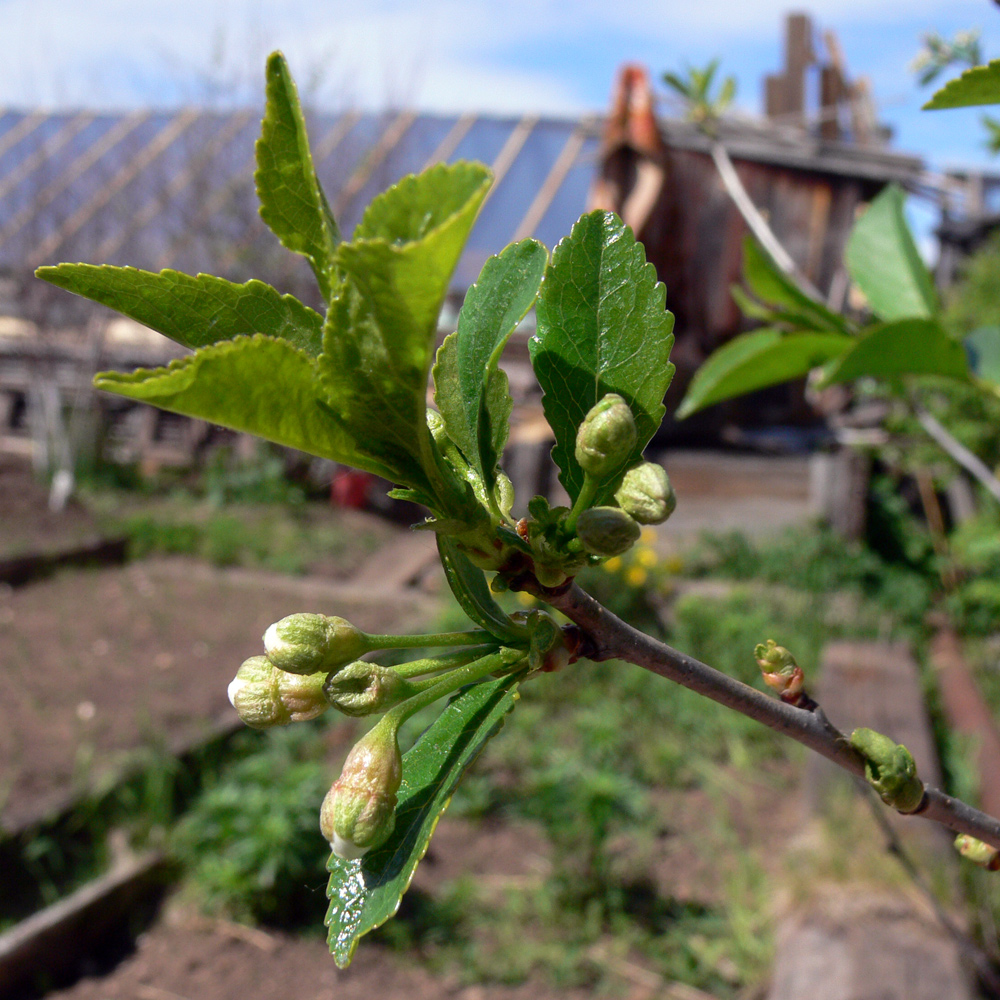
[589,41,924,442]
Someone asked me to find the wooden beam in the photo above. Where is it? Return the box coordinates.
[0,111,46,162]
[332,110,417,219]
[95,111,254,263]
[31,110,200,267]
[421,113,476,171]
[511,125,588,242]
[0,112,149,250]
[0,112,94,204]
[480,115,538,212]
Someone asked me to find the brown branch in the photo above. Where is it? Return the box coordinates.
[546,581,1000,851]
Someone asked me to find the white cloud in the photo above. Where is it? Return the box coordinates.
[0,0,989,113]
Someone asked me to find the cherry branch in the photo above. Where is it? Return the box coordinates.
[547,581,1000,851]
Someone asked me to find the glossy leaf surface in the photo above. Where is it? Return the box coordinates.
[36,265,323,355]
[320,164,491,499]
[434,240,547,491]
[822,318,969,385]
[326,673,520,967]
[845,185,938,322]
[255,51,340,302]
[677,329,851,418]
[94,335,391,476]
[530,211,674,503]
[923,60,1000,109]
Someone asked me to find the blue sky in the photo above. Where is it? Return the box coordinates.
[0,0,997,175]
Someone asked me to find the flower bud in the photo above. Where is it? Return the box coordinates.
[227,655,327,728]
[754,640,804,698]
[849,727,925,813]
[575,394,637,478]
[954,834,1000,870]
[264,613,369,675]
[321,720,403,859]
[323,661,417,717]
[575,506,641,556]
[615,463,676,525]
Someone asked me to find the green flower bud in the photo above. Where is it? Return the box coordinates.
[227,655,327,728]
[615,462,676,525]
[575,394,637,478]
[849,728,925,813]
[264,613,369,675]
[323,661,417,717]
[575,506,641,556]
[754,639,805,698]
[954,834,1000,870]
[320,718,403,859]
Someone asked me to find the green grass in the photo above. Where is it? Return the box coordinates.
[84,491,387,575]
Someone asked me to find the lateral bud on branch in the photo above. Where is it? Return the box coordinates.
[850,727,925,813]
[955,834,1000,870]
[576,506,641,556]
[754,639,806,702]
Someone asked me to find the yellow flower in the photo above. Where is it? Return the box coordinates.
[635,547,658,568]
[626,566,648,588]
[640,528,658,545]
[603,556,623,573]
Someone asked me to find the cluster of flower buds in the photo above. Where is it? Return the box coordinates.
[227,611,554,862]
[554,395,677,571]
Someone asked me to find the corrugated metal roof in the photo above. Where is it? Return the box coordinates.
[0,107,601,305]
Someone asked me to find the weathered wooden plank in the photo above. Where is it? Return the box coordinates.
[769,887,972,1000]
[768,640,973,999]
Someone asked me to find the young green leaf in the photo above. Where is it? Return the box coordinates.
[845,185,938,322]
[433,239,547,492]
[530,211,675,503]
[320,164,492,502]
[255,51,340,303]
[437,535,529,644]
[352,161,491,245]
[676,329,851,418]
[741,237,850,334]
[94,335,394,477]
[923,60,1000,110]
[822,318,970,385]
[326,672,521,967]
[35,265,323,355]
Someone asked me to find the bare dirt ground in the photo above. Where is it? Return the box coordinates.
[0,458,102,558]
[46,820,584,1000]
[0,557,433,834]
